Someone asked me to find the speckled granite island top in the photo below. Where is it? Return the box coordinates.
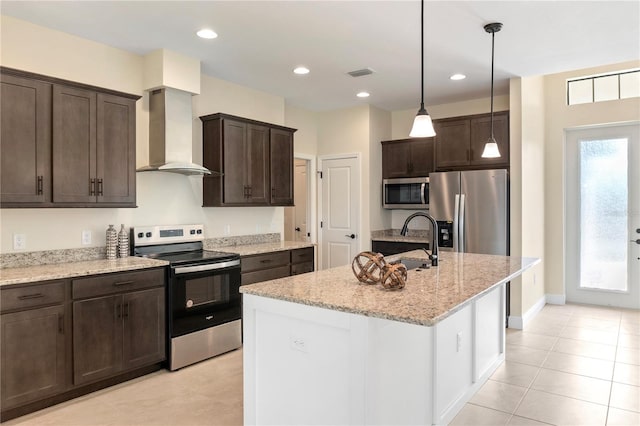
[219,241,314,256]
[241,250,540,326]
[0,257,168,287]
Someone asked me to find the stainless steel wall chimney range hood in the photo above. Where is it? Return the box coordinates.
[137,88,216,176]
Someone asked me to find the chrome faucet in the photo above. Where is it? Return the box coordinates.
[400,212,439,266]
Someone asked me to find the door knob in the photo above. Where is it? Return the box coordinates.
[295,227,301,232]
[345,234,356,239]
[631,239,640,245]
[636,228,640,234]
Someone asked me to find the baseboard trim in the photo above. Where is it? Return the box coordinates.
[508,295,546,329]
[545,294,566,305]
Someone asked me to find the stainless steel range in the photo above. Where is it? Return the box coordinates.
[132,224,241,370]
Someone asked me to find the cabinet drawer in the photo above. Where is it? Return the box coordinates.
[72,268,165,300]
[241,265,291,286]
[1,281,65,312]
[291,247,314,264]
[241,251,290,273]
[291,261,314,276]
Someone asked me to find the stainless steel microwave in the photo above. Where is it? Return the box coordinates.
[383,177,429,209]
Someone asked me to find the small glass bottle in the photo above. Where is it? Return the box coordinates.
[118,224,129,258]
[106,225,117,260]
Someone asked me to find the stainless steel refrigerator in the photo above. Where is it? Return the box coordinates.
[429,169,508,255]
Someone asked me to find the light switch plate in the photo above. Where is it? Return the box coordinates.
[13,233,26,250]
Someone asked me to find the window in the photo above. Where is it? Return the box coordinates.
[567,70,640,105]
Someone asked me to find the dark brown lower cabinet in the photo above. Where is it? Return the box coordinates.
[241,247,315,285]
[0,270,166,422]
[0,305,66,410]
[73,287,165,386]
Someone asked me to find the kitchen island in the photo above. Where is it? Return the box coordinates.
[241,250,539,425]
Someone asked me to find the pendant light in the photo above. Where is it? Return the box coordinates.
[409,0,436,138]
[481,22,503,158]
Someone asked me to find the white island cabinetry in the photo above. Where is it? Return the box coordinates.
[242,251,538,425]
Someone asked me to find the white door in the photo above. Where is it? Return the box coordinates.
[565,123,640,309]
[293,159,308,242]
[320,155,360,270]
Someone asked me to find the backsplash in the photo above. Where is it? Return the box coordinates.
[0,233,282,269]
[1,247,106,269]
[203,233,280,250]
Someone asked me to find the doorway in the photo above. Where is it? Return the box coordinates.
[318,154,360,270]
[284,158,311,243]
[565,122,640,309]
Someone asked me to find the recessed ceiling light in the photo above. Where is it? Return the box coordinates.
[197,29,218,39]
[450,74,466,81]
[293,66,310,75]
[356,92,370,98]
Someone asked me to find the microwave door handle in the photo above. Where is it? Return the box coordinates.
[420,183,426,205]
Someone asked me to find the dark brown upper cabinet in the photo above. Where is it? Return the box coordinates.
[381,138,435,179]
[0,73,52,205]
[434,111,509,171]
[200,113,296,207]
[0,67,139,208]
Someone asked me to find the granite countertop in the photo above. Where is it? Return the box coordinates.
[216,241,315,257]
[371,229,430,244]
[241,250,539,326]
[0,257,168,287]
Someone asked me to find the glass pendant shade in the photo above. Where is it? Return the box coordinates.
[409,108,436,137]
[481,137,501,158]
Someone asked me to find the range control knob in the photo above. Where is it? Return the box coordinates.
[190,229,196,235]
[137,232,144,238]
[146,232,152,238]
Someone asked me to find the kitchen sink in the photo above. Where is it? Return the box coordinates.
[398,258,431,270]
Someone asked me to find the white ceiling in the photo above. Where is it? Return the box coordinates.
[2,1,638,112]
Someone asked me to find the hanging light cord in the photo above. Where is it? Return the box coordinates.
[489,26,495,140]
[420,0,424,112]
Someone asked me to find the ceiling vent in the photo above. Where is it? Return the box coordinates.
[347,68,375,78]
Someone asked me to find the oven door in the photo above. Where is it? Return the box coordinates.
[170,259,241,337]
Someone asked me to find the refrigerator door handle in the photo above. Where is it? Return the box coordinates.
[453,194,460,252]
[459,194,466,253]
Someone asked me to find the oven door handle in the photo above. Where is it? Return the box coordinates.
[173,259,240,274]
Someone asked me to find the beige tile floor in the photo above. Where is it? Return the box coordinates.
[451,303,640,426]
[4,303,639,426]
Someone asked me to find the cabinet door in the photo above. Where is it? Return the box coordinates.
[434,119,471,170]
[1,305,66,409]
[270,128,294,205]
[73,295,122,385]
[96,93,136,204]
[246,124,270,205]
[122,287,165,371]
[381,141,411,179]
[409,138,435,177]
[469,112,509,168]
[52,85,97,203]
[0,73,52,205]
[222,119,248,204]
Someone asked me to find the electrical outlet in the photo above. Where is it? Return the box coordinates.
[290,336,308,353]
[82,230,92,245]
[533,273,537,285]
[13,233,26,250]
[224,225,231,236]
[456,332,463,352]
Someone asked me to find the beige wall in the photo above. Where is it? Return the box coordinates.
[368,106,392,233]
[509,76,546,319]
[543,60,640,299]
[284,104,318,157]
[0,16,299,252]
